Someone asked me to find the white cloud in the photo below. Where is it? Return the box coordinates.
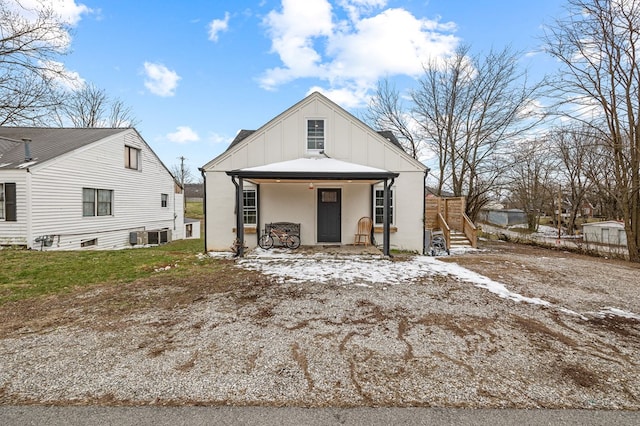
[208,12,230,42]
[10,0,91,25]
[143,62,181,97]
[6,0,91,52]
[307,85,369,109]
[43,60,86,91]
[208,132,230,144]
[259,0,459,106]
[166,126,200,144]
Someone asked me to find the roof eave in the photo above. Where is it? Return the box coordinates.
[225,170,399,180]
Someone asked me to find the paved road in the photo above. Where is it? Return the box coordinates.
[2,406,639,426]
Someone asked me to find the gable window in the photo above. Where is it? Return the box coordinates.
[161,193,168,208]
[83,188,113,217]
[307,119,324,151]
[125,146,140,170]
[243,189,257,226]
[0,183,16,221]
[374,187,394,225]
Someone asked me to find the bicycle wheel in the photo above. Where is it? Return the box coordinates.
[258,234,274,249]
[285,235,301,249]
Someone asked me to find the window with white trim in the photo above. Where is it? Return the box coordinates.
[124,145,140,170]
[307,119,325,151]
[161,193,168,208]
[0,182,16,221]
[243,189,257,226]
[374,187,394,225]
[83,188,113,217]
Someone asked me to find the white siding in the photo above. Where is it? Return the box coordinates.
[204,92,427,252]
[27,130,180,250]
[0,170,28,245]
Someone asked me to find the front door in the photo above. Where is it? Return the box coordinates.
[317,188,341,243]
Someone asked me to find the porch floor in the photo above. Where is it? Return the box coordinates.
[254,244,383,256]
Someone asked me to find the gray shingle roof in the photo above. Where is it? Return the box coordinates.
[0,127,127,169]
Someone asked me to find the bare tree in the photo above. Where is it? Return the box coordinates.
[0,1,70,125]
[364,78,421,159]
[368,44,545,220]
[551,126,593,233]
[56,84,138,128]
[505,138,558,231]
[170,159,194,187]
[544,0,640,261]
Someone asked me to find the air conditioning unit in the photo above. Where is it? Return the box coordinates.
[129,229,171,246]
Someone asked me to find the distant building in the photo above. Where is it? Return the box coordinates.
[582,221,627,247]
[478,208,527,227]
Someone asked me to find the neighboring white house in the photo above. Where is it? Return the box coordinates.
[582,220,627,247]
[201,92,428,256]
[0,127,189,250]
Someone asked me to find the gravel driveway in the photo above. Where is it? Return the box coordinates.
[1,241,639,408]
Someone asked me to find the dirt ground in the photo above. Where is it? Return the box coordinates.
[0,241,639,408]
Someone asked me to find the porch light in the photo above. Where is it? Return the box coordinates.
[308,182,314,189]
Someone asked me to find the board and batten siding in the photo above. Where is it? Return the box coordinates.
[27,130,180,250]
[0,169,28,245]
[204,93,427,252]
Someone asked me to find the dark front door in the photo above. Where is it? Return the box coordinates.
[317,188,341,243]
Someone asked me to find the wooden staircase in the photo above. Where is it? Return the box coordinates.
[449,230,473,248]
[425,195,478,250]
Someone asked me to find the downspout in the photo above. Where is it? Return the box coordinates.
[383,177,395,257]
[231,175,244,257]
[26,168,32,249]
[423,167,430,255]
[199,167,207,253]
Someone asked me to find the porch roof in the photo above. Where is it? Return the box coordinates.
[226,157,399,181]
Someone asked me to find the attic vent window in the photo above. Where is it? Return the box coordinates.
[307,119,324,151]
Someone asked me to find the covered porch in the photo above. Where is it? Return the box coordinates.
[226,157,399,257]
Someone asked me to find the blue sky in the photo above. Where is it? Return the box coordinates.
[35,0,566,176]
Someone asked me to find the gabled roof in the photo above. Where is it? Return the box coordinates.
[0,127,127,169]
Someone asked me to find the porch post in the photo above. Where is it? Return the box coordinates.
[231,175,245,257]
[383,178,394,257]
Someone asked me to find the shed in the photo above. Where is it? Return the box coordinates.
[582,221,627,247]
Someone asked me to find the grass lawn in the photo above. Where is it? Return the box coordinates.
[0,237,210,305]
[185,200,203,221]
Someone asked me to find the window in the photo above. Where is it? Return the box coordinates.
[0,183,16,221]
[374,187,394,225]
[0,183,4,219]
[83,188,113,217]
[243,189,257,226]
[307,119,324,151]
[161,193,168,208]
[125,146,140,170]
[81,238,97,247]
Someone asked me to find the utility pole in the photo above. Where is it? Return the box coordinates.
[178,156,186,187]
[178,156,187,214]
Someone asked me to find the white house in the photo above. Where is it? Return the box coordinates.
[0,127,188,250]
[201,92,428,256]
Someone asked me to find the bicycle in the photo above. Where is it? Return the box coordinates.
[258,227,301,249]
